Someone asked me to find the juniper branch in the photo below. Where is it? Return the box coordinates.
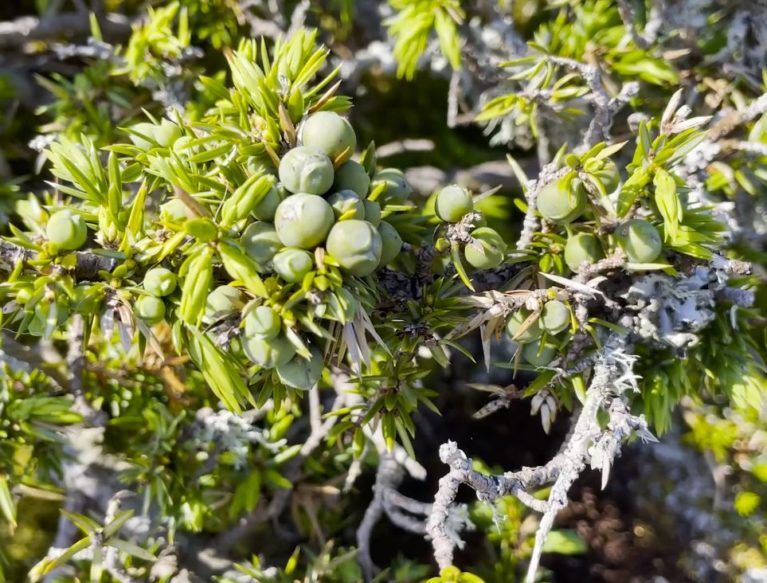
[0,239,118,279]
[426,335,655,582]
[356,454,405,582]
[0,11,131,49]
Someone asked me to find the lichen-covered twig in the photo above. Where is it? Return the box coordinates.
[546,56,638,149]
[356,454,405,581]
[44,315,110,583]
[616,0,664,48]
[426,335,655,582]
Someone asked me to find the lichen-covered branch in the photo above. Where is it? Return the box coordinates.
[356,454,405,581]
[427,335,655,581]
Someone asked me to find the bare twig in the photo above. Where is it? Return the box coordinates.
[0,12,131,49]
[376,139,435,158]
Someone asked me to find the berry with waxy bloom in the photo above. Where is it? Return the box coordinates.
[464,227,506,269]
[143,267,177,297]
[564,233,604,272]
[377,221,403,267]
[243,305,281,340]
[274,193,335,249]
[241,222,284,269]
[333,160,370,197]
[506,309,543,343]
[253,184,287,222]
[435,184,473,222]
[615,219,663,263]
[371,168,412,202]
[541,300,569,334]
[134,295,165,325]
[300,111,356,163]
[363,200,382,226]
[327,189,365,220]
[537,179,585,223]
[273,248,314,283]
[243,334,295,368]
[47,210,87,251]
[593,159,620,193]
[326,220,383,277]
[276,347,324,390]
[278,146,334,195]
[522,342,557,367]
[203,286,245,324]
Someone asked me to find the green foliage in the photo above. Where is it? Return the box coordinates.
[387,0,464,80]
[533,0,677,85]
[683,375,767,574]
[0,363,81,529]
[28,507,155,582]
[638,307,766,434]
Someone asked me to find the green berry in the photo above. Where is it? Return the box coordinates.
[435,184,473,222]
[464,227,506,269]
[128,122,157,150]
[541,300,569,334]
[506,310,543,343]
[595,159,620,193]
[154,119,183,147]
[326,220,382,277]
[615,219,662,263]
[278,146,334,195]
[135,295,165,325]
[334,160,370,197]
[274,193,335,249]
[241,222,284,269]
[377,221,403,267]
[537,179,585,223]
[129,120,181,149]
[327,190,365,220]
[203,286,245,324]
[276,347,324,390]
[243,334,296,368]
[253,184,286,222]
[522,342,557,367]
[272,248,314,283]
[143,267,177,297]
[243,305,281,340]
[300,111,356,164]
[371,168,412,202]
[564,233,604,272]
[47,210,87,251]
[363,200,382,226]
[172,135,195,154]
